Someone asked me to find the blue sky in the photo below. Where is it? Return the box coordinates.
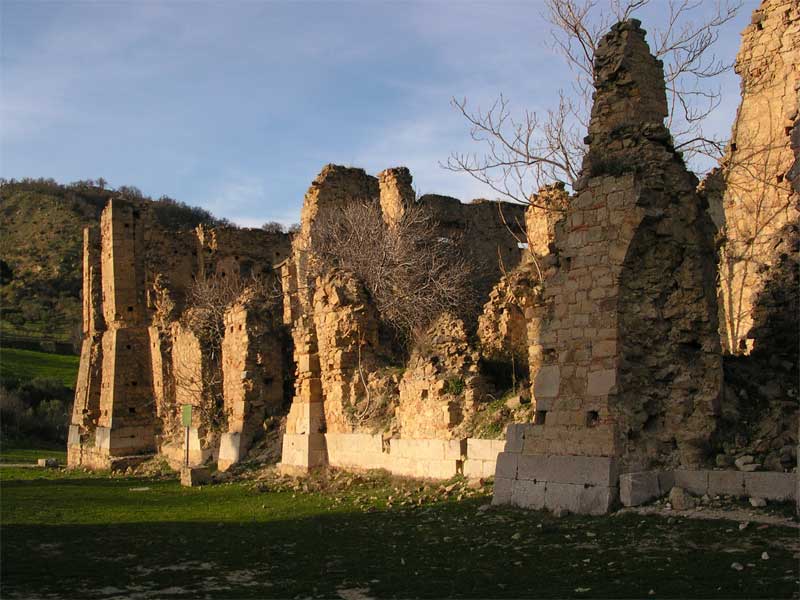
[1,1,755,227]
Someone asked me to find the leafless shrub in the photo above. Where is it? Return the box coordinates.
[309,199,474,342]
[184,271,276,348]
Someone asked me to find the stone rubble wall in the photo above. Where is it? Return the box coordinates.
[397,313,483,439]
[714,0,799,354]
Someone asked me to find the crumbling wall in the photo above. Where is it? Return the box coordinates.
[218,293,284,470]
[700,0,799,477]
[312,271,381,434]
[716,0,799,354]
[397,313,483,439]
[69,196,291,471]
[418,194,526,307]
[280,164,529,476]
[494,19,722,514]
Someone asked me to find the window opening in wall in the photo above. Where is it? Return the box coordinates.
[534,410,547,425]
[586,410,599,427]
[129,407,136,414]
[127,306,134,312]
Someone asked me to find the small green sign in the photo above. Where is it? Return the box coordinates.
[181,405,192,427]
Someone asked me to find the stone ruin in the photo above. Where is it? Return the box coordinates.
[68,1,798,513]
[68,202,292,470]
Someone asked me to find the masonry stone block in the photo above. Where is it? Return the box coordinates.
[744,472,796,501]
[674,469,709,495]
[586,369,616,396]
[94,426,111,451]
[68,424,81,446]
[492,476,513,505]
[620,471,661,506]
[504,424,528,453]
[544,482,582,514]
[533,365,560,398]
[218,432,242,471]
[545,455,619,486]
[466,438,505,462]
[578,485,618,515]
[181,466,211,487]
[511,479,546,509]
[708,470,746,497]
[658,470,675,494]
[517,454,549,481]
[495,452,519,479]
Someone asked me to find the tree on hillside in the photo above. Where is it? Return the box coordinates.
[445,0,741,207]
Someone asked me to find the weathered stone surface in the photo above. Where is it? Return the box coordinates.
[620,471,661,507]
[669,486,696,511]
[69,197,291,471]
[492,476,513,505]
[713,0,799,354]
[744,471,796,501]
[504,423,529,453]
[708,470,746,497]
[673,470,709,495]
[511,479,546,509]
[180,466,211,487]
[495,452,519,479]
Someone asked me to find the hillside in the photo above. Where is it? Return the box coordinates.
[0,179,228,350]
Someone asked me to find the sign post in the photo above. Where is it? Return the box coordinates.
[181,405,192,467]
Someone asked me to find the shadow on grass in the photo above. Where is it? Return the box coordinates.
[2,484,798,600]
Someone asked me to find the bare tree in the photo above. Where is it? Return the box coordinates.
[309,200,474,341]
[445,0,741,206]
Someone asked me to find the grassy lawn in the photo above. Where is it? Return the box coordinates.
[0,445,67,464]
[1,460,798,599]
[0,347,80,388]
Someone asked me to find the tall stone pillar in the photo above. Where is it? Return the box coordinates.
[493,20,722,514]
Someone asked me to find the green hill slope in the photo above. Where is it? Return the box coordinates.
[0,179,228,350]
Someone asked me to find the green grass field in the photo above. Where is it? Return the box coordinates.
[0,347,80,388]
[1,457,798,599]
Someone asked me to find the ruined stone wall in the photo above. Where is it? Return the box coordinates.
[218,294,284,470]
[397,313,483,439]
[312,271,380,434]
[69,197,291,471]
[418,194,526,306]
[280,164,529,475]
[716,0,799,354]
[494,20,722,514]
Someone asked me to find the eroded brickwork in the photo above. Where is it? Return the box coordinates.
[715,0,799,354]
[494,19,723,513]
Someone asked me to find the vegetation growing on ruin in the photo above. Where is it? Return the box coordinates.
[1,460,797,599]
[309,199,475,343]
